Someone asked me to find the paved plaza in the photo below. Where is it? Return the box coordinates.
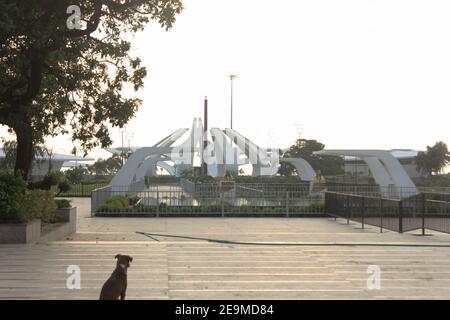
[1,198,450,299]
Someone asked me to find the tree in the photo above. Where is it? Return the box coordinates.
[87,154,122,175]
[64,166,88,184]
[0,0,183,178]
[416,141,450,176]
[278,139,344,176]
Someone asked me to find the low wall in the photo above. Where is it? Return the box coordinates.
[0,220,41,244]
[39,207,77,242]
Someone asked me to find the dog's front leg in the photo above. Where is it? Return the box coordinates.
[120,289,126,300]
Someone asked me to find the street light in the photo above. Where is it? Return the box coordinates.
[229,74,237,129]
[119,126,127,166]
[126,132,134,160]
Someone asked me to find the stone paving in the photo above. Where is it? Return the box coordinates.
[1,198,450,299]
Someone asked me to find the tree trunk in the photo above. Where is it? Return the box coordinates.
[14,126,33,179]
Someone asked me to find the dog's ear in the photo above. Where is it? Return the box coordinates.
[129,256,133,263]
[115,254,121,259]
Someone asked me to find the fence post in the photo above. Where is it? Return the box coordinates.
[398,200,403,233]
[379,197,383,233]
[422,193,426,236]
[221,190,225,217]
[82,183,85,197]
[156,189,160,217]
[286,191,289,217]
[361,196,365,230]
[346,195,350,225]
[91,190,94,217]
[333,193,336,220]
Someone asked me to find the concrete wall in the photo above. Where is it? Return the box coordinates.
[0,220,41,244]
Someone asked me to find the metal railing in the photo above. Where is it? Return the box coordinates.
[325,191,450,234]
[58,183,108,197]
[91,183,325,217]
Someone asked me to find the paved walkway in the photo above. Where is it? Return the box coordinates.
[1,198,450,299]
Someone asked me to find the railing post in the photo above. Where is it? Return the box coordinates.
[346,195,350,224]
[286,191,289,217]
[91,189,95,217]
[361,196,365,230]
[398,200,403,233]
[379,197,383,233]
[333,193,336,220]
[422,193,426,236]
[221,190,225,217]
[156,189,160,217]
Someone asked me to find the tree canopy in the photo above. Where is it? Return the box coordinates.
[87,154,122,175]
[416,141,450,176]
[278,139,344,176]
[0,0,183,177]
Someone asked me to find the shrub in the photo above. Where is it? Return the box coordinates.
[57,180,71,195]
[65,166,87,184]
[0,172,27,223]
[55,199,72,209]
[21,189,57,223]
[28,172,62,190]
[97,195,129,212]
[128,196,140,206]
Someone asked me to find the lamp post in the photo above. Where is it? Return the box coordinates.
[126,132,134,160]
[229,74,237,129]
[119,126,127,166]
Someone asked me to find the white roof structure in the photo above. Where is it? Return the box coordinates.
[343,149,420,161]
[0,148,94,176]
[0,148,94,162]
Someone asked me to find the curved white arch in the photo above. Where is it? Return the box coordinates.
[280,158,316,181]
[314,150,418,198]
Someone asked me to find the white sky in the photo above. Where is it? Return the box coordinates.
[1,0,450,163]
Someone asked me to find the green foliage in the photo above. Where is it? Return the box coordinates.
[279,139,344,176]
[21,189,57,223]
[179,168,195,179]
[64,166,88,184]
[415,174,450,187]
[416,141,450,176]
[97,195,130,212]
[0,0,184,176]
[57,179,71,195]
[55,199,72,209]
[28,171,62,190]
[87,155,122,175]
[0,171,27,222]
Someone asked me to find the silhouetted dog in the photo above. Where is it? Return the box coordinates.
[99,254,133,300]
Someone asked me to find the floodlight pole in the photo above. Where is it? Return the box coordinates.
[120,127,126,166]
[229,74,237,129]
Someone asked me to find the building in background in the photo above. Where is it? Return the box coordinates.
[0,148,94,177]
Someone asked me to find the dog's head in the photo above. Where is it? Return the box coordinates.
[115,254,133,272]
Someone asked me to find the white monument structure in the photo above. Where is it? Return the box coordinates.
[110,118,317,191]
[108,118,418,199]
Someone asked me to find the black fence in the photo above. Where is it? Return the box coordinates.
[325,191,450,234]
[92,184,325,217]
[58,183,108,197]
